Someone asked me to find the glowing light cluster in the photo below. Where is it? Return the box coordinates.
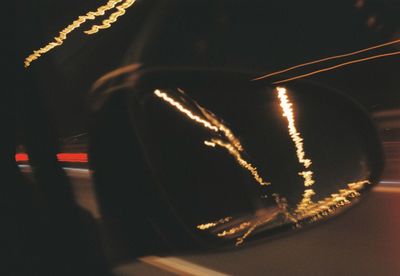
[24,0,136,67]
[196,179,370,246]
[295,180,370,221]
[235,180,370,245]
[196,217,232,230]
[154,89,269,187]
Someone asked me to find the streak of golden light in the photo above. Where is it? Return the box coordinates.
[154,89,219,132]
[24,0,136,67]
[196,217,232,230]
[277,87,313,169]
[204,139,270,186]
[91,63,141,91]
[154,89,270,187]
[252,38,400,81]
[272,51,400,84]
[204,140,216,147]
[85,0,136,34]
[200,107,244,152]
[277,87,317,214]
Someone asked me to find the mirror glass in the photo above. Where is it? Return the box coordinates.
[100,70,384,249]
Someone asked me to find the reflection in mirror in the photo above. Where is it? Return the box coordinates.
[130,81,378,247]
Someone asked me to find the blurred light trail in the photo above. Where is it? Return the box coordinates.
[15,153,88,163]
[24,0,136,67]
[295,180,371,221]
[155,88,269,186]
[272,51,400,84]
[276,87,313,170]
[154,89,219,132]
[197,217,232,230]
[85,0,136,34]
[204,139,270,186]
[252,38,400,81]
[277,87,317,216]
[217,222,252,237]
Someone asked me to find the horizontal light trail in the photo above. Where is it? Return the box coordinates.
[252,38,400,81]
[272,51,400,84]
[15,153,88,163]
[379,181,400,185]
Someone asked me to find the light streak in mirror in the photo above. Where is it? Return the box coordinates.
[277,87,316,214]
[153,89,270,187]
[276,87,313,169]
[217,222,252,238]
[196,217,232,230]
[204,139,269,186]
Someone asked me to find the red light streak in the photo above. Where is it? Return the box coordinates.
[15,153,88,163]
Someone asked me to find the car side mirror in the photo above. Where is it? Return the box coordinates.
[89,68,383,262]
